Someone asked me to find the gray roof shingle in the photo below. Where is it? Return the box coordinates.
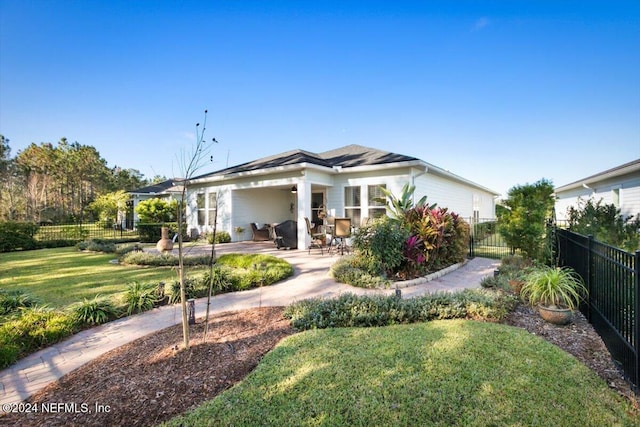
[193,144,419,179]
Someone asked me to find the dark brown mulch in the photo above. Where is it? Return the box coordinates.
[1,304,637,426]
[1,307,295,427]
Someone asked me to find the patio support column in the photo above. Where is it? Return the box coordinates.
[296,179,312,250]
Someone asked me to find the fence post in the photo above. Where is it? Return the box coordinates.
[634,250,640,393]
[467,216,474,259]
[586,235,594,322]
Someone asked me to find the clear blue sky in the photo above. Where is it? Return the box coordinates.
[1,0,639,197]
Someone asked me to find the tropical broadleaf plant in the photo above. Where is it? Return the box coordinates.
[374,183,432,223]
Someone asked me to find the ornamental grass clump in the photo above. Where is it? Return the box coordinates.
[123,282,159,315]
[520,265,587,310]
[70,295,119,325]
[0,289,39,315]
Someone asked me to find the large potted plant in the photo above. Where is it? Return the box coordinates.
[519,265,588,325]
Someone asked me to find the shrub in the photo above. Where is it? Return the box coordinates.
[0,221,39,252]
[0,306,77,368]
[404,206,469,273]
[123,282,159,315]
[330,256,391,288]
[567,197,640,252]
[283,289,518,330]
[480,275,510,291]
[216,253,294,287]
[120,251,211,266]
[498,255,532,280]
[168,278,207,304]
[206,230,231,244]
[352,216,408,276]
[115,243,143,256]
[37,239,79,249]
[77,239,116,253]
[0,289,39,315]
[70,295,119,325]
[172,254,294,300]
[497,179,555,261]
[135,198,178,223]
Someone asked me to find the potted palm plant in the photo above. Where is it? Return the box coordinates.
[519,265,588,325]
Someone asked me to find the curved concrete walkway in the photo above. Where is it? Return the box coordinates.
[0,242,498,406]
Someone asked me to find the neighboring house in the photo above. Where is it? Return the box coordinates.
[185,144,498,250]
[128,179,183,227]
[554,159,640,221]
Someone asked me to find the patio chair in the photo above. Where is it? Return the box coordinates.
[273,220,298,249]
[250,223,271,241]
[333,217,352,255]
[305,217,324,255]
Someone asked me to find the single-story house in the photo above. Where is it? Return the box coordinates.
[185,144,499,250]
[554,159,640,221]
[128,179,183,228]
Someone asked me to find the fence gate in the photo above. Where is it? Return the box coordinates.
[467,218,512,260]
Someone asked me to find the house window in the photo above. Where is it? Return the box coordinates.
[612,188,620,208]
[344,186,361,225]
[473,194,481,223]
[310,192,327,230]
[197,193,206,226]
[197,192,217,226]
[368,185,386,220]
[207,192,217,226]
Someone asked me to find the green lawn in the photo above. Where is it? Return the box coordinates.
[0,247,202,308]
[164,320,636,426]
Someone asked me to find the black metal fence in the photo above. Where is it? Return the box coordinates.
[36,222,139,242]
[556,228,639,392]
[467,218,513,260]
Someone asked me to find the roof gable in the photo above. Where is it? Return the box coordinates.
[129,179,182,195]
[194,144,418,179]
[317,144,418,167]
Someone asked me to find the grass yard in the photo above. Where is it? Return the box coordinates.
[164,320,636,426]
[0,247,201,308]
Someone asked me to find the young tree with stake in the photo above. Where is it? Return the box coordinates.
[175,110,218,349]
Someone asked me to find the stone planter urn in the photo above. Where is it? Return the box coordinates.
[156,226,174,253]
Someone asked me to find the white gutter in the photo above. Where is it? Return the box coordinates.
[555,160,640,193]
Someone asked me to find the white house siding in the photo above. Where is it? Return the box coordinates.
[415,172,496,220]
[555,172,640,221]
[186,159,498,248]
[322,166,496,225]
[325,167,412,223]
[624,185,640,218]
